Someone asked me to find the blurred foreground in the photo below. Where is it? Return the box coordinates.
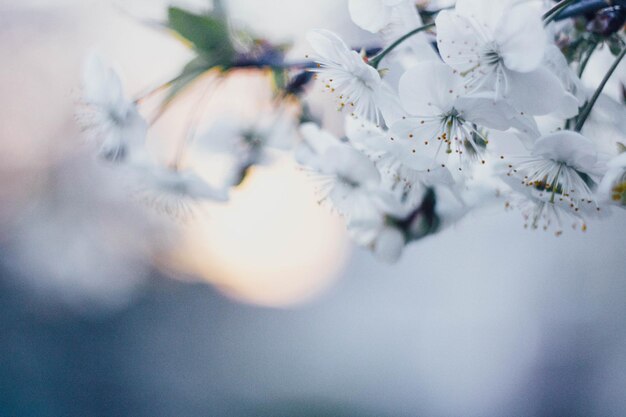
[1,0,626,416]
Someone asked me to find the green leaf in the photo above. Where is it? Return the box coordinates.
[607,35,626,57]
[271,68,287,93]
[167,6,235,63]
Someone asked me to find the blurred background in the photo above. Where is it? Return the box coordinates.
[1,0,626,416]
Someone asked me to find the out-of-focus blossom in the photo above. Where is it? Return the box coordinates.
[348,209,407,263]
[131,161,229,219]
[296,121,423,261]
[297,122,383,219]
[194,109,299,187]
[79,52,147,162]
[295,122,341,170]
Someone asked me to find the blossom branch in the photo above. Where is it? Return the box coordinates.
[578,39,599,77]
[368,22,436,69]
[543,0,579,24]
[575,45,626,131]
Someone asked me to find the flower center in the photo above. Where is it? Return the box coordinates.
[338,173,360,188]
[481,42,503,66]
[612,180,626,205]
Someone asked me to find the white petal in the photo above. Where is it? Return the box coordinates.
[348,0,390,32]
[455,0,511,29]
[347,213,385,246]
[300,122,340,156]
[387,118,445,170]
[373,226,405,263]
[296,123,341,169]
[381,1,439,63]
[306,29,351,66]
[182,172,229,201]
[455,92,539,137]
[543,44,587,103]
[345,116,388,154]
[435,10,484,73]
[494,1,545,72]
[82,51,126,112]
[323,146,381,186]
[398,61,462,116]
[506,67,579,117]
[532,131,598,173]
[376,81,406,125]
[599,153,626,200]
[140,166,229,202]
[433,184,469,228]
[455,94,514,130]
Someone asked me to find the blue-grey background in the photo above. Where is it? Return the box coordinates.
[1,1,625,416]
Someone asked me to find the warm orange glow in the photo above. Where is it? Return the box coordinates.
[169,157,350,307]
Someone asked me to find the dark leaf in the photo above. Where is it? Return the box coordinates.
[167,6,234,63]
[607,34,626,56]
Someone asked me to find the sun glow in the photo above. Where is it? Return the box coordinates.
[168,158,351,307]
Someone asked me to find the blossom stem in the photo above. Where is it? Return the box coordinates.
[577,40,598,78]
[135,60,313,105]
[172,77,222,170]
[543,0,578,24]
[564,40,599,129]
[554,0,626,21]
[369,23,436,69]
[575,46,626,132]
[134,74,184,105]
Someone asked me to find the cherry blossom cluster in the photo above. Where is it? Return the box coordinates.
[78,0,626,262]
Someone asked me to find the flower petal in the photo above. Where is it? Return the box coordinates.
[494,1,545,72]
[532,131,598,173]
[399,61,462,116]
[435,10,484,73]
[348,0,390,33]
[506,67,579,117]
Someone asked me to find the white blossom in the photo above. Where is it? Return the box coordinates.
[503,131,603,233]
[348,0,438,63]
[296,122,342,170]
[436,0,578,117]
[297,122,383,219]
[306,29,402,125]
[129,157,228,219]
[79,52,147,162]
[348,212,407,263]
[345,115,454,195]
[580,93,626,157]
[599,152,626,206]
[348,0,409,33]
[66,2,626,265]
[386,61,536,171]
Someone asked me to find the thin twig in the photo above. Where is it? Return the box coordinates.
[543,0,578,24]
[369,23,436,69]
[578,40,599,78]
[575,46,626,132]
